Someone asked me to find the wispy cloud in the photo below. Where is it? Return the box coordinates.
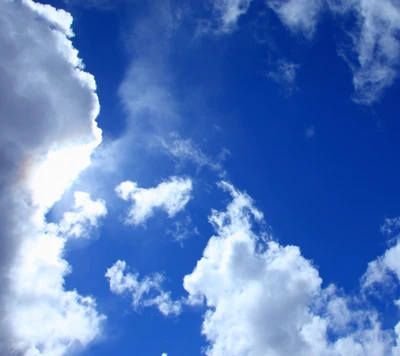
[167,216,199,242]
[305,125,316,139]
[267,59,300,95]
[331,0,400,104]
[106,260,182,316]
[266,0,325,39]
[160,133,230,174]
[208,0,253,33]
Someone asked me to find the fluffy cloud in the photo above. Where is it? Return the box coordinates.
[106,260,182,316]
[184,182,400,356]
[9,192,107,356]
[331,0,400,104]
[362,217,400,290]
[115,177,193,225]
[0,0,103,354]
[266,0,325,38]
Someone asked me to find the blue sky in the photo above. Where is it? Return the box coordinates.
[2,0,400,355]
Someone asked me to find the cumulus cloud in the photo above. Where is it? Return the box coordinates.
[266,0,325,38]
[9,192,107,355]
[115,177,193,225]
[331,0,400,104]
[106,260,182,316]
[183,182,400,356]
[0,0,103,354]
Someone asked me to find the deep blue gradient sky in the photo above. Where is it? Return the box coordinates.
[5,0,400,355]
[56,1,400,354]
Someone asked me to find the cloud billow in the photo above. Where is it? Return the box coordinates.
[0,0,104,354]
[184,182,400,356]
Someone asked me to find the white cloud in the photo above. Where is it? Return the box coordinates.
[362,217,400,291]
[9,192,107,356]
[162,353,168,356]
[331,0,400,104]
[210,0,253,33]
[183,182,400,356]
[115,177,193,225]
[0,0,103,354]
[266,0,325,38]
[57,191,107,238]
[267,59,300,95]
[105,260,181,316]
[381,217,400,236]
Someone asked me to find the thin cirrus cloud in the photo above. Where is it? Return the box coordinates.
[331,0,400,104]
[209,0,253,33]
[266,0,325,39]
[0,0,104,354]
[115,177,193,225]
[267,59,300,95]
[160,133,230,174]
[183,182,400,356]
[105,260,182,316]
[267,0,400,104]
[209,0,400,105]
[209,0,323,36]
[305,125,316,139]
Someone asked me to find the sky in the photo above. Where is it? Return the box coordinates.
[1,0,400,355]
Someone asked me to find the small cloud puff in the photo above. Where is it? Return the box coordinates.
[115,176,193,225]
[305,126,316,139]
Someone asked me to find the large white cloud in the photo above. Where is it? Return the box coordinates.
[9,192,107,356]
[115,176,193,225]
[106,260,182,316]
[184,182,400,356]
[0,0,104,354]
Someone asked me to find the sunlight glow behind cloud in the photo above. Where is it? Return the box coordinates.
[0,0,104,354]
